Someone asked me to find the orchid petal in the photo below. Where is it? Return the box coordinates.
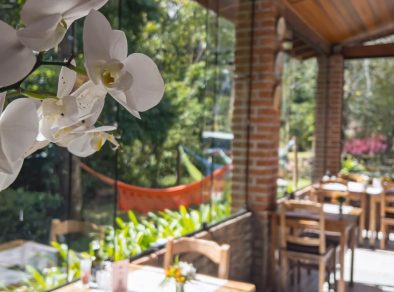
[63,0,108,24]
[109,30,128,61]
[24,140,50,158]
[0,92,6,114]
[58,66,76,98]
[0,21,36,88]
[124,53,164,112]
[83,10,112,62]
[58,95,80,127]
[72,81,106,125]
[108,89,141,119]
[84,60,104,85]
[38,118,57,142]
[0,98,39,162]
[0,151,16,174]
[17,14,65,51]
[85,126,116,133]
[0,159,23,192]
[67,133,98,157]
[21,0,81,24]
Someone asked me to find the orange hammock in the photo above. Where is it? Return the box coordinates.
[80,163,232,213]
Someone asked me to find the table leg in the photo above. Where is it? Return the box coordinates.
[369,196,377,247]
[270,213,277,288]
[338,231,346,292]
[359,194,366,244]
[350,225,356,286]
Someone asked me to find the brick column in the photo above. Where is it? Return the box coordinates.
[232,0,281,289]
[313,54,344,181]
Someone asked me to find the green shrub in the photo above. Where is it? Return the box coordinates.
[0,189,62,243]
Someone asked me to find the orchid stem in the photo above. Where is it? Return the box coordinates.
[0,52,86,95]
[20,89,57,100]
[41,61,87,75]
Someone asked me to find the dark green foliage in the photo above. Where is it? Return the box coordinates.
[0,189,62,243]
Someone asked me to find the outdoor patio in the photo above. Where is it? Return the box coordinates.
[1,0,394,291]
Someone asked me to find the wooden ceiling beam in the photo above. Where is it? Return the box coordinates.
[277,0,331,55]
[342,43,394,59]
[194,0,238,22]
[339,22,394,47]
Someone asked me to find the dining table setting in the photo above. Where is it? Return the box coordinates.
[55,263,256,292]
[270,172,394,291]
[271,201,361,292]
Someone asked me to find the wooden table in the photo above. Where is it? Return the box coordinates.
[319,182,367,243]
[56,264,256,292]
[271,203,362,292]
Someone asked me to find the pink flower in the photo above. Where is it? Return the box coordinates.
[343,135,387,156]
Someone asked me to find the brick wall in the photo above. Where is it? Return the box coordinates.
[313,54,344,181]
[132,212,253,282]
[231,0,282,290]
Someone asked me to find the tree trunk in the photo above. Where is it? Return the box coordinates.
[70,155,82,220]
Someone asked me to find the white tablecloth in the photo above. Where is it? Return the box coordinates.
[322,182,383,196]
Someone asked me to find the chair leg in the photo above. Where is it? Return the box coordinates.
[319,260,325,292]
[381,222,386,250]
[333,250,337,291]
[280,253,288,292]
[297,261,301,284]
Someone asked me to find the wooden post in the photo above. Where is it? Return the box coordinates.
[292,137,299,190]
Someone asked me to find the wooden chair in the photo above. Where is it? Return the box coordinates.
[380,182,394,249]
[314,184,350,205]
[49,219,104,243]
[163,237,230,279]
[339,173,368,183]
[279,200,336,292]
[316,182,366,243]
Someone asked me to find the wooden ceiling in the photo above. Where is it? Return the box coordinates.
[283,0,394,48]
[195,0,394,58]
[194,0,239,21]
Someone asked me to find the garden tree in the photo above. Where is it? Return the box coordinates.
[2,0,235,224]
[84,0,235,188]
[344,56,394,163]
[281,56,317,151]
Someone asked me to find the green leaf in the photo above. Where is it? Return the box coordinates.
[26,265,46,288]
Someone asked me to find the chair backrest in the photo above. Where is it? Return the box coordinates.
[49,219,103,243]
[381,182,394,217]
[315,185,349,205]
[339,173,367,183]
[320,177,348,185]
[279,200,326,255]
[163,237,230,279]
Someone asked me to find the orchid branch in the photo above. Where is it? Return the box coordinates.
[0,53,86,95]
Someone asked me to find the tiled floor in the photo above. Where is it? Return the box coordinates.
[281,241,394,292]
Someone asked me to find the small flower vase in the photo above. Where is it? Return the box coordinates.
[112,259,129,292]
[339,202,343,216]
[176,282,185,292]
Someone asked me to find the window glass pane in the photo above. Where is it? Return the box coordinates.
[279,56,317,197]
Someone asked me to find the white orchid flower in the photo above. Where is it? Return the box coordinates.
[0,159,23,192]
[18,0,108,52]
[0,98,39,191]
[67,125,118,157]
[38,66,106,143]
[84,10,165,119]
[0,21,36,88]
